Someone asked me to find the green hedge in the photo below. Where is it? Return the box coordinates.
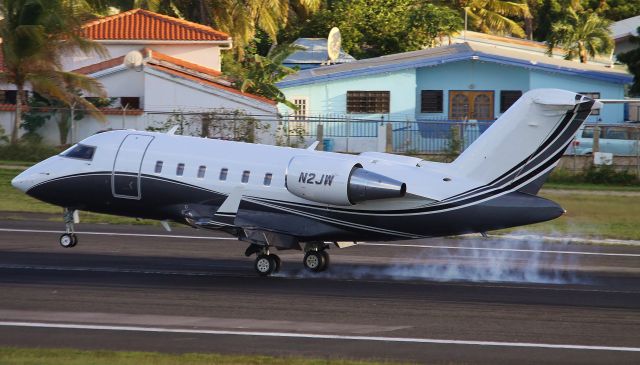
[549,165,639,185]
[0,142,62,162]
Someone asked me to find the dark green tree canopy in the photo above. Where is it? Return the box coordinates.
[618,27,640,96]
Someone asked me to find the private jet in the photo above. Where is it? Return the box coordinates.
[12,89,598,276]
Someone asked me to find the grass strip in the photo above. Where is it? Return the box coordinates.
[0,347,409,365]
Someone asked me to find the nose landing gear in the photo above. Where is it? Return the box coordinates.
[59,208,78,248]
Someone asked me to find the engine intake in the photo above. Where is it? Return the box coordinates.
[286,155,406,206]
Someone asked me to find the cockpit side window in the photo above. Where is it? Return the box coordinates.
[60,144,96,160]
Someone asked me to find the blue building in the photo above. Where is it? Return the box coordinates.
[277,42,632,125]
[283,38,356,71]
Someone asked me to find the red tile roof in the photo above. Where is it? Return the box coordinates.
[82,9,230,42]
[145,49,221,77]
[73,55,125,74]
[147,63,277,105]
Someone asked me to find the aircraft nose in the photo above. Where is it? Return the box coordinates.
[10,169,43,193]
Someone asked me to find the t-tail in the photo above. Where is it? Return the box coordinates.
[452,89,598,194]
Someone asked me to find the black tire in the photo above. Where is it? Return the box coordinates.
[303,251,325,273]
[59,233,75,248]
[254,254,275,276]
[319,250,330,272]
[268,254,281,273]
[70,234,78,247]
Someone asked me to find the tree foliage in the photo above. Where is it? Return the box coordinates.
[0,0,107,144]
[455,0,531,38]
[285,0,462,59]
[547,9,613,63]
[618,27,640,96]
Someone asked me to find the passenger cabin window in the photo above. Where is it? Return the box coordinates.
[176,163,185,176]
[219,168,228,181]
[155,161,163,173]
[606,128,627,140]
[60,144,96,160]
[263,173,273,186]
[241,170,250,183]
[197,165,206,178]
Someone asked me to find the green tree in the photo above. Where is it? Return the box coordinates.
[223,44,299,107]
[586,0,640,21]
[0,0,107,144]
[288,0,462,59]
[618,27,640,96]
[547,9,613,63]
[455,0,531,38]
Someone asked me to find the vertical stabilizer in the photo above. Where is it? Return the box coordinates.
[451,89,595,190]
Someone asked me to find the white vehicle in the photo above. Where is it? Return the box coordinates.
[12,89,598,276]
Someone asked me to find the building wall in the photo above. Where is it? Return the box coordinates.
[62,43,224,72]
[415,61,530,120]
[280,69,417,121]
[529,70,625,123]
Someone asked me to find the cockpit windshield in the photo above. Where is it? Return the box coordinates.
[60,144,96,160]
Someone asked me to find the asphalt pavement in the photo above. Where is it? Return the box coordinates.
[0,220,639,364]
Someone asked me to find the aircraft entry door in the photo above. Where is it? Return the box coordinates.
[112,134,154,199]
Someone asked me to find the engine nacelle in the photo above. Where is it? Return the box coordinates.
[286,155,406,206]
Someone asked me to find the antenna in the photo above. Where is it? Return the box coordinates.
[123,50,144,72]
[327,27,342,65]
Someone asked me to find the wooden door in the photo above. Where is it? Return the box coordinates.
[449,91,494,120]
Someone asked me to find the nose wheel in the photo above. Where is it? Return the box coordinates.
[59,233,78,248]
[60,208,78,248]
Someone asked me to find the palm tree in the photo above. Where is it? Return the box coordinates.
[0,0,107,144]
[547,10,613,63]
[457,0,531,38]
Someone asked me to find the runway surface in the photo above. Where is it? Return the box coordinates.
[0,219,639,364]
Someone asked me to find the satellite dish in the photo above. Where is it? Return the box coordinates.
[327,27,342,63]
[123,50,144,70]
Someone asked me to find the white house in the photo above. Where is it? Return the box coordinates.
[0,9,278,145]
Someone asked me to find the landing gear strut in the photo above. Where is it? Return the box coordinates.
[252,246,281,276]
[303,243,330,272]
[59,208,78,248]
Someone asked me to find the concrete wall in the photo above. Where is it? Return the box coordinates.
[63,43,224,72]
[415,60,530,120]
[280,69,417,121]
[529,70,625,123]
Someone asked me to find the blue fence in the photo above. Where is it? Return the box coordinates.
[393,120,494,153]
[281,114,496,153]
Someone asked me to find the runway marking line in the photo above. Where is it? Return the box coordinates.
[0,321,639,352]
[2,228,640,257]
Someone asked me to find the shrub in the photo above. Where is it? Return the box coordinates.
[0,142,62,162]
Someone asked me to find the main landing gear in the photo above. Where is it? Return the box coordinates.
[59,208,78,248]
[245,242,331,276]
[246,244,281,276]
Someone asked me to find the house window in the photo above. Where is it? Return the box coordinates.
[293,97,308,121]
[241,170,250,183]
[0,90,28,104]
[421,90,443,113]
[197,165,206,178]
[579,92,600,115]
[263,173,273,186]
[219,168,228,181]
[154,161,163,174]
[120,97,140,109]
[346,91,390,114]
[500,90,522,113]
[176,163,185,176]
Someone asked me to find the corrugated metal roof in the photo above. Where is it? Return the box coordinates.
[278,43,632,87]
[611,15,640,40]
[283,38,355,64]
